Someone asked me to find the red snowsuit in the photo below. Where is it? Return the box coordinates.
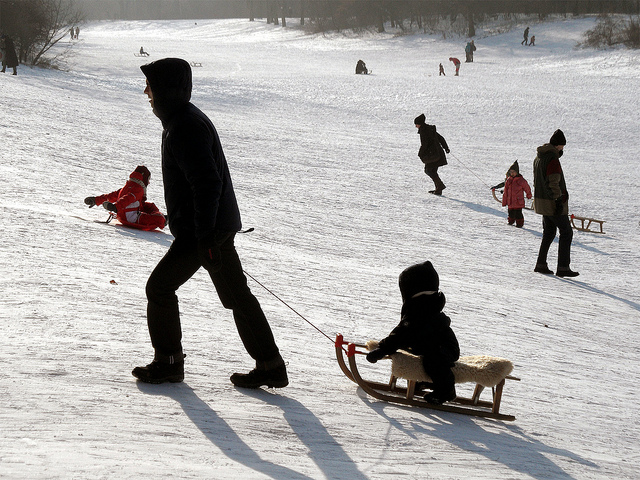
[95,171,165,231]
[449,57,461,75]
[502,174,532,209]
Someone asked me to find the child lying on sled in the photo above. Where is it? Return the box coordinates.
[366,261,460,405]
[84,166,166,231]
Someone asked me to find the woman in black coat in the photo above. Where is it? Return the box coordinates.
[415,114,449,195]
[1,35,18,75]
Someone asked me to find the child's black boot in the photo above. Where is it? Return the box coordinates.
[424,387,457,405]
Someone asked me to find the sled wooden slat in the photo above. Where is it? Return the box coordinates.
[335,335,517,421]
[571,214,605,234]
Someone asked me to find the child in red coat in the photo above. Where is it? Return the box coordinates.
[502,161,532,227]
[84,166,166,231]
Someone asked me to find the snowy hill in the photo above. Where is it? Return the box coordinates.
[1,17,639,479]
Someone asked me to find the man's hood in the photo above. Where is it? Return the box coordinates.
[141,58,192,120]
[537,143,559,158]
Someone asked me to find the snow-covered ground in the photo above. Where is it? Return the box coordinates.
[1,16,639,479]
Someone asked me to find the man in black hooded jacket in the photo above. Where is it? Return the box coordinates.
[132,58,287,388]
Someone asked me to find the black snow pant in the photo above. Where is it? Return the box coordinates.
[421,352,456,394]
[146,232,281,365]
[536,214,573,270]
[424,165,445,190]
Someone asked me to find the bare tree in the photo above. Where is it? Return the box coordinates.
[30,0,83,65]
[6,0,83,67]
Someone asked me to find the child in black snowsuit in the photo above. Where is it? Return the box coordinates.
[366,261,460,405]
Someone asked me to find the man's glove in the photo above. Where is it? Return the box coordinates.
[103,202,117,213]
[554,198,563,216]
[366,348,386,364]
[84,196,96,208]
[198,232,222,273]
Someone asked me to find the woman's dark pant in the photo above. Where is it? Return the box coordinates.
[146,233,280,364]
[536,215,573,269]
[424,165,445,190]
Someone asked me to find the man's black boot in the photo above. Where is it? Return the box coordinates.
[230,362,288,389]
[132,358,184,384]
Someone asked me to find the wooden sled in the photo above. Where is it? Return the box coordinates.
[491,188,533,210]
[190,61,202,67]
[335,334,518,421]
[134,53,150,57]
[571,214,605,234]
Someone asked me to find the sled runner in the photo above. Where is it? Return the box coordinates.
[570,214,605,234]
[335,334,518,421]
[190,61,202,67]
[72,212,167,232]
[491,187,533,210]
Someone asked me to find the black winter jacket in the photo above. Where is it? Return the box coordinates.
[376,293,460,364]
[141,58,241,240]
[418,124,448,167]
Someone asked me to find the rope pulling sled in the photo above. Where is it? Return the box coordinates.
[242,265,521,421]
[335,334,519,421]
[230,228,522,421]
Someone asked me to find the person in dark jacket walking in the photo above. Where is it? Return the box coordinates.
[366,261,460,405]
[1,35,18,75]
[522,27,530,46]
[533,129,578,277]
[415,114,449,195]
[132,58,288,388]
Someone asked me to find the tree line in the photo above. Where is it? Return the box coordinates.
[248,0,640,34]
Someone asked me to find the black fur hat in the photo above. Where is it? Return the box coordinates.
[549,129,566,146]
[399,261,439,302]
[414,113,426,126]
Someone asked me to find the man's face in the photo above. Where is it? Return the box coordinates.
[144,80,154,109]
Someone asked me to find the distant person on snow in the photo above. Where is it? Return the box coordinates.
[355,59,368,74]
[1,35,18,75]
[140,46,149,56]
[366,261,460,405]
[449,57,461,76]
[83,165,166,231]
[533,129,579,277]
[465,41,476,62]
[522,27,530,46]
[501,160,532,228]
[134,58,287,388]
[75,26,80,39]
[529,35,536,46]
[415,113,449,195]
[439,63,445,76]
